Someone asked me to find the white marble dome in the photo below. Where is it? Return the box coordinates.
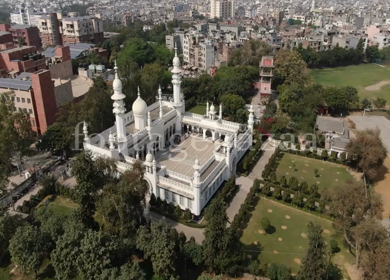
[145,152,153,162]
[113,77,122,91]
[132,94,147,116]
[210,103,215,113]
[173,55,180,67]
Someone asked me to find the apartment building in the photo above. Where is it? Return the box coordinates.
[210,0,235,19]
[10,8,45,27]
[332,35,361,49]
[0,24,41,49]
[183,33,215,73]
[0,31,13,44]
[61,15,104,45]
[38,12,104,48]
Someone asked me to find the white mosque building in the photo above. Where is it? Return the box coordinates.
[83,49,254,216]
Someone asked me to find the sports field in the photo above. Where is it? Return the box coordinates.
[311,64,390,103]
[275,153,357,193]
[241,197,354,274]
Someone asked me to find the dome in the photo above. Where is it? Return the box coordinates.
[113,77,122,91]
[173,56,180,67]
[145,152,153,162]
[132,93,147,116]
[210,103,215,113]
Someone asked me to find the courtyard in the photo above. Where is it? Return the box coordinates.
[312,64,390,102]
[241,197,354,274]
[275,153,357,193]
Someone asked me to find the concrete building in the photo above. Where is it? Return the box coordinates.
[0,24,41,49]
[83,53,253,216]
[258,56,274,103]
[315,116,350,155]
[183,33,215,73]
[0,31,13,45]
[210,0,235,19]
[38,13,104,48]
[10,8,44,27]
[332,35,361,49]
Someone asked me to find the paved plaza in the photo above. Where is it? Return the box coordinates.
[348,116,390,150]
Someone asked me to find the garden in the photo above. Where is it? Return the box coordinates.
[240,197,354,274]
[274,153,356,193]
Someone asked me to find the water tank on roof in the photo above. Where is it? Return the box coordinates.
[96,64,105,72]
[88,64,96,70]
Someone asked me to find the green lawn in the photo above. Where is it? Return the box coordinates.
[275,153,355,193]
[189,105,206,115]
[46,196,79,216]
[241,197,354,274]
[311,64,390,102]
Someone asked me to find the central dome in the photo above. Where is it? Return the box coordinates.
[132,93,147,116]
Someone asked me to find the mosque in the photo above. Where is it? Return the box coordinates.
[83,49,254,216]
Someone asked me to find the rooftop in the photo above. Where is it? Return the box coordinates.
[11,24,32,30]
[0,31,11,36]
[0,46,32,54]
[0,77,32,91]
[42,43,94,59]
[316,116,349,138]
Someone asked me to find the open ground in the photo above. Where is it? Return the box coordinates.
[189,105,206,115]
[312,64,390,103]
[275,153,357,193]
[241,197,354,274]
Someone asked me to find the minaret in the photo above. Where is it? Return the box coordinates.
[83,121,89,143]
[311,0,316,11]
[158,85,163,118]
[171,45,183,134]
[111,61,127,143]
[206,101,209,117]
[108,130,115,151]
[248,105,255,134]
[219,103,222,120]
[172,46,182,106]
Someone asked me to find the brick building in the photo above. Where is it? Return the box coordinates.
[38,13,63,48]
[0,70,57,134]
[0,24,41,49]
[0,45,46,76]
[0,31,13,44]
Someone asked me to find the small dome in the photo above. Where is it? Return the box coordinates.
[113,77,122,91]
[210,103,215,113]
[145,153,153,162]
[173,56,180,67]
[132,94,147,116]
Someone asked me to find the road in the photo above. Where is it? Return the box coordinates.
[152,139,276,243]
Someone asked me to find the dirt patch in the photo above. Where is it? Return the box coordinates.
[289,166,292,168]
[278,237,283,241]
[285,215,291,219]
[247,254,252,259]
[258,230,264,234]
[301,233,307,238]
[344,263,364,280]
[336,172,340,174]
[303,170,307,173]
[317,181,321,184]
[286,172,289,175]
[323,229,330,234]
[273,250,278,254]
[335,179,338,182]
[267,209,273,213]
[373,157,390,218]
[294,258,302,265]
[305,164,309,166]
[299,246,303,249]
[365,80,390,91]
[253,241,258,245]
[281,225,287,230]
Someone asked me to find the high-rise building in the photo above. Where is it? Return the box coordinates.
[210,0,234,19]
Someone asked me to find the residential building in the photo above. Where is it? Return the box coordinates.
[0,24,41,49]
[210,0,234,19]
[0,31,13,45]
[315,116,350,155]
[38,13,63,47]
[83,53,254,216]
[258,56,274,102]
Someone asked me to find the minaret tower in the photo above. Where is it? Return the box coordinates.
[311,0,316,12]
[171,45,183,134]
[111,61,127,153]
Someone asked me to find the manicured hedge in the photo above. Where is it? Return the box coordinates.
[237,139,263,176]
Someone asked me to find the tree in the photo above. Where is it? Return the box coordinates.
[323,181,383,267]
[183,237,204,266]
[323,86,359,112]
[280,176,287,187]
[202,198,243,275]
[297,222,327,280]
[314,169,319,177]
[141,63,164,101]
[267,263,291,280]
[136,221,178,278]
[37,122,69,157]
[261,217,271,231]
[18,37,26,47]
[330,239,338,254]
[274,187,282,200]
[361,98,371,109]
[248,259,266,276]
[97,162,147,237]
[347,128,387,180]
[228,40,272,66]
[220,94,246,121]
[274,50,309,86]
[361,238,390,280]
[174,205,182,219]
[373,98,386,109]
[0,213,25,262]
[34,206,65,243]
[293,193,303,207]
[300,182,308,194]
[365,46,381,62]
[9,225,49,277]
[309,184,318,198]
